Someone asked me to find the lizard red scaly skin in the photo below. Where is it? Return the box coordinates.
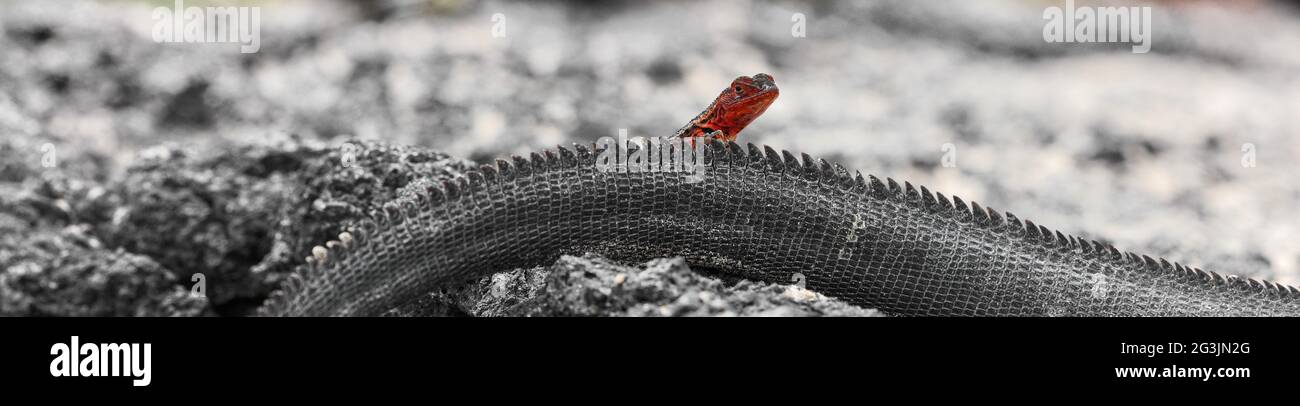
[673,73,779,142]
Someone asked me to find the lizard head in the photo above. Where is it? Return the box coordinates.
[722,73,779,111]
[702,73,778,141]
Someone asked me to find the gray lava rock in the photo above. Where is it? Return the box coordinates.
[391,255,880,317]
[0,216,207,316]
[100,141,311,311]
[96,137,475,314]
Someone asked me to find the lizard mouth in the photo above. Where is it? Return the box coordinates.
[744,84,779,103]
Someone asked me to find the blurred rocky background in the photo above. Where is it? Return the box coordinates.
[1,0,1298,316]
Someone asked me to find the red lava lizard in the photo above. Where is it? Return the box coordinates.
[672,73,779,141]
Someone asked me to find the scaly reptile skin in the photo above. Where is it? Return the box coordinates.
[259,140,1300,316]
[260,73,1299,316]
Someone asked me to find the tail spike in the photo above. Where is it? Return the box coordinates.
[726,141,745,164]
[747,143,765,167]
[986,208,1004,227]
[852,172,868,193]
[442,180,461,200]
[1264,281,1283,297]
[710,140,733,167]
[1140,255,1157,271]
[920,186,938,211]
[903,182,921,206]
[885,178,902,199]
[1247,278,1264,291]
[479,164,498,183]
[780,150,800,172]
[1080,237,1095,254]
[970,201,990,226]
[557,145,576,167]
[817,159,836,184]
[529,152,548,172]
[1094,241,1110,256]
[833,164,855,190]
[707,138,727,152]
[512,155,531,175]
[951,196,971,222]
[1225,275,1244,290]
[1066,235,1081,251]
[868,175,890,199]
[1037,225,1053,244]
[544,150,561,169]
[1189,267,1210,282]
[1003,212,1024,234]
[934,192,953,212]
[495,159,515,181]
[763,146,783,170]
[701,139,724,166]
[799,153,817,178]
[1206,271,1224,285]
[1024,220,1041,239]
[1195,267,1211,280]
[1106,245,1123,260]
[466,172,485,192]
[572,143,592,162]
[1123,251,1140,264]
[1053,231,1069,248]
[1201,269,1222,284]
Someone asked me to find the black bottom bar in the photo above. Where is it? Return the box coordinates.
[2,318,1288,394]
